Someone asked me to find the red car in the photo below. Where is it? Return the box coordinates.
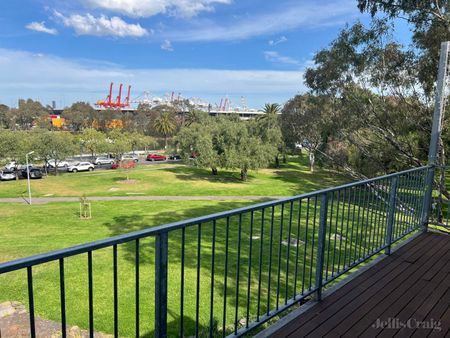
[146,153,167,161]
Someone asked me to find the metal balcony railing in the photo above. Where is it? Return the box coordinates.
[0,166,432,338]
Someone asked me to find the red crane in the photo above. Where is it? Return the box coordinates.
[96,82,132,109]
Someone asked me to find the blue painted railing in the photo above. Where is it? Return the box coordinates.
[0,166,431,337]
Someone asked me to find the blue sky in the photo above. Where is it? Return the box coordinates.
[0,0,385,109]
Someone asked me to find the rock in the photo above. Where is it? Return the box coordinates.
[69,325,81,337]
[0,302,15,318]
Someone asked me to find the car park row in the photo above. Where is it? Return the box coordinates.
[1,153,182,181]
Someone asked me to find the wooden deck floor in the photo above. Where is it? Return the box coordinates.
[269,232,450,338]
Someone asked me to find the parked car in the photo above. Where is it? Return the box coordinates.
[4,161,17,170]
[0,170,15,181]
[67,162,95,173]
[21,168,43,179]
[94,157,114,165]
[146,153,167,161]
[46,159,70,168]
[121,154,139,162]
[168,154,181,160]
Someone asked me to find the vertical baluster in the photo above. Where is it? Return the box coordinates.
[256,209,264,321]
[301,198,310,294]
[113,245,118,338]
[309,197,318,290]
[285,201,294,304]
[135,239,140,338]
[368,182,378,255]
[180,229,185,338]
[337,188,348,273]
[385,177,399,255]
[353,186,363,264]
[315,193,328,300]
[222,218,230,337]
[293,200,302,297]
[276,204,284,310]
[195,225,201,337]
[331,190,341,277]
[245,212,254,327]
[210,220,216,336]
[88,251,94,338]
[325,191,334,281]
[27,266,36,338]
[155,233,168,338]
[266,206,274,316]
[59,259,66,338]
[358,184,368,261]
[342,188,352,272]
[234,215,242,334]
[349,187,358,267]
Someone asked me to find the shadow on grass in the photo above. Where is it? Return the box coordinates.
[165,166,248,184]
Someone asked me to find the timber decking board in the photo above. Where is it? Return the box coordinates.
[270,232,450,338]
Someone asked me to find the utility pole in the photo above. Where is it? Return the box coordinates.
[423,41,450,228]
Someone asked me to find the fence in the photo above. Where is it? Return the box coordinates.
[0,166,431,337]
[430,166,450,229]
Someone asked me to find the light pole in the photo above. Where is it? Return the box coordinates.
[26,151,34,205]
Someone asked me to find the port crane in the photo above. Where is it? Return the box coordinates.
[96,82,131,109]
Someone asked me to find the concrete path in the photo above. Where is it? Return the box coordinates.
[0,195,285,205]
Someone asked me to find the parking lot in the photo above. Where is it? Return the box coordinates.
[0,154,182,181]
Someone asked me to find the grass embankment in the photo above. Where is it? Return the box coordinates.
[0,156,348,198]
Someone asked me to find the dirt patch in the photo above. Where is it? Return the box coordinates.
[0,301,112,337]
[117,179,139,184]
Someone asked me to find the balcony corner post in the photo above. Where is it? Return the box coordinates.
[315,193,328,301]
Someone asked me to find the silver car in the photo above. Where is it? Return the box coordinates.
[0,170,15,181]
[67,162,95,173]
[94,157,114,165]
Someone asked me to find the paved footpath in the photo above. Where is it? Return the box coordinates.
[0,195,285,205]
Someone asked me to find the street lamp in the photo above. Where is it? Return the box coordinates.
[26,151,34,205]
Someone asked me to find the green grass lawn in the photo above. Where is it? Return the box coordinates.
[0,183,423,337]
[0,155,348,198]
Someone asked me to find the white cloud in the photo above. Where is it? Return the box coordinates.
[26,21,58,35]
[268,36,287,46]
[54,11,149,37]
[166,1,357,42]
[161,40,174,51]
[83,0,232,18]
[264,51,300,66]
[0,48,305,108]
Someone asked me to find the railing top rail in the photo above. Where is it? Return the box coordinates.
[0,165,429,274]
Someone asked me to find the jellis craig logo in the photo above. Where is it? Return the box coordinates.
[372,318,442,331]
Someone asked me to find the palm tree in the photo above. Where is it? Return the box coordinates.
[185,109,208,126]
[260,103,283,167]
[259,103,281,120]
[154,111,177,149]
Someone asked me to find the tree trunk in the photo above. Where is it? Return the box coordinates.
[309,151,315,172]
[240,168,248,181]
[283,154,287,163]
[211,167,218,175]
[275,156,280,168]
[164,136,168,149]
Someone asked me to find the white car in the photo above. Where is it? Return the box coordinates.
[46,159,70,168]
[67,162,95,173]
[121,154,139,162]
[4,161,17,170]
[0,170,15,181]
[94,157,114,165]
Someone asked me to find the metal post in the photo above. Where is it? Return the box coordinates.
[26,151,34,205]
[155,232,168,338]
[385,177,399,255]
[314,193,328,301]
[422,41,450,230]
